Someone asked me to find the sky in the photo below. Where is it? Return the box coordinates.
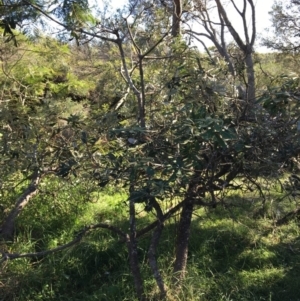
[225,0,275,52]
[255,0,276,51]
[255,0,274,33]
[109,0,275,52]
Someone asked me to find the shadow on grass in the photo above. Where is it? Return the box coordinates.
[182,197,300,301]
[2,193,300,301]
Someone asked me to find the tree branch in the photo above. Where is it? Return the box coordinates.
[215,0,246,51]
[0,223,126,264]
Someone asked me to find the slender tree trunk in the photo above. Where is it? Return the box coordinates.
[172,0,182,37]
[147,197,167,297]
[1,171,41,240]
[138,58,146,128]
[245,51,255,103]
[127,200,145,301]
[213,0,256,104]
[172,199,194,283]
[148,222,166,296]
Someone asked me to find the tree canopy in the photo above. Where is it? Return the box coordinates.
[1,1,300,301]
[263,0,300,52]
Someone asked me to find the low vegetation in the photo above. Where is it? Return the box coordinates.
[1,178,300,301]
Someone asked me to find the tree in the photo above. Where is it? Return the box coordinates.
[263,0,300,52]
[186,0,256,106]
[172,0,182,37]
[0,35,94,239]
[1,1,300,301]
[0,0,96,46]
[0,0,41,38]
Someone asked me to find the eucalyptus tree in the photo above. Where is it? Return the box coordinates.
[186,0,257,106]
[263,0,300,53]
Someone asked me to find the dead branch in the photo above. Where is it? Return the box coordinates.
[0,223,126,264]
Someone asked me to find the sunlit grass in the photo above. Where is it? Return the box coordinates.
[1,179,300,301]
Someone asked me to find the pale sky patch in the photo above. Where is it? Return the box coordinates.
[108,0,275,52]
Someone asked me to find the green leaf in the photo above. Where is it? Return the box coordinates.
[146,166,155,177]
[219,129,236,141]
[214,133,227,148]
[81,131,88,144]
[168,172,177,182]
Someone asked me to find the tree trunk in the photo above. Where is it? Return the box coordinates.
[172,0,182,37]
[148,222,166,296]
[245,51,256,103]
[127,200,145,301]
[147,197,167,297]
[138,59,146,128]
[1,171,41,240]
[172,199,194,283]
[214,0,256,104]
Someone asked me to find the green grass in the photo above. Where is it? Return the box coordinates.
[1,181,300,301]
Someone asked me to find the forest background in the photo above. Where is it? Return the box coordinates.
[1,1,300,300]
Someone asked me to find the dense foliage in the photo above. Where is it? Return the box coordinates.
[1,1,300,300]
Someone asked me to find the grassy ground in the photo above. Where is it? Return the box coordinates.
[1,181,300,301]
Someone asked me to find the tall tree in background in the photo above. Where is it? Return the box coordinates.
[187,0,256,105]
[0,0,42,45]
[263,0,300,52]
[172,0,182,37]
[0,0,94,42]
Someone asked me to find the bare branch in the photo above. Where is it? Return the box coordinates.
[248,0,256,46]
[1,170,43,240]
[141,32,169,59]
[0,223,126,264]
[23,0,118,43]
[215,0,246,51]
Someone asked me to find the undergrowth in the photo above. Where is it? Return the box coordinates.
[1,179,300,301]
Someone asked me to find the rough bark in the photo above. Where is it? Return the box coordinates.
[1,171,42,240]
[132,197,211,241]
